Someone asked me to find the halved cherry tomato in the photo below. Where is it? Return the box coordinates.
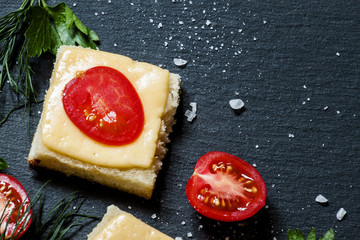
[186,151,266,222]
[62,66,144,146]
[0,174,32,239]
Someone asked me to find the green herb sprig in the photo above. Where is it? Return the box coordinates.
[0,0,99,125]
[288,228,335,240]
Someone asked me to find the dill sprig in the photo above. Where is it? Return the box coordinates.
[1,181,100,240]
[0,0,99,126]
[0,0,36,125]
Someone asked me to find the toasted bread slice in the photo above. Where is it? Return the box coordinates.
[87,205,173,240]
[28,46,180,199]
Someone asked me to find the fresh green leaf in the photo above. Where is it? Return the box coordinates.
[288,229,305,240]
[0,0,99,126]
[288,228,335,240]
[319,229,335,240]
[25,1,99,58]
[306,228,316,240]
[0,157,9,170]
[24,6,60,57]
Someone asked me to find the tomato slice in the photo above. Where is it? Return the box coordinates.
[0,174,32,239]
[62,66,144,146]
[186,151,266,222]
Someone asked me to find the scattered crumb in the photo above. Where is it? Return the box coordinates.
[173,58,188,67]
[315,194,328,204]
[229,99,244,110]
[336,208,347,221]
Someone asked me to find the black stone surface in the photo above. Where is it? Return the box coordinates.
[0,0,359,239]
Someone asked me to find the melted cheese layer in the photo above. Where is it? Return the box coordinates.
[41,46,169,168]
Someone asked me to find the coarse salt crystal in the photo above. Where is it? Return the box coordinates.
[173,58,188,67]
[158,23,163,28]
[288,133,295,138]
[315,194,328,203]
[185,102,197,122]
[187,232,193,237]
[336,208,346,221]
[151,213,157,219]
[229,99,244,110]
[206,20,211,26]
[175,237,183,240]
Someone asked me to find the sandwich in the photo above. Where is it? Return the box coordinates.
[28,46,181,199]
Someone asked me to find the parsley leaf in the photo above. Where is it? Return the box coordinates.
[42,2,99,52]
[288,229,305,240]
[24,6,61,57]
[319,229,335,240]
[0,157,9,170]
[288,228,335,240]
[25,1,99,57]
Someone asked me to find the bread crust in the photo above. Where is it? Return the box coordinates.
[28,46,180,199]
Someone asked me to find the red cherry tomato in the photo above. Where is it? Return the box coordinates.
[186,151,266,222]
[62,66,144,146]
[0,174,32,239]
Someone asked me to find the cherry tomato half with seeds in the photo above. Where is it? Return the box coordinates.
[186,151,266,222]
[0,174,32,239]
[62,66,144,146]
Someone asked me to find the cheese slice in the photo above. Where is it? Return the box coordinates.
[87,205,173,240]
[40,46,170,168]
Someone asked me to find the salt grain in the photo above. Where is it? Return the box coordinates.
[173,58,188,67]
[187,232,193,238]
[288,133,295,138]
[175,237,183,240]
[315,194,328,204]
[336,208,346,221]
[151,213,157,219]
[185,102,197,122]
[229,99,244,110]
[206,20,211,26]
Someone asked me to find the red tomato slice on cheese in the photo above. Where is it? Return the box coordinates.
[0,174,32,239]
[62,66,144,146]
[186,151,266,222]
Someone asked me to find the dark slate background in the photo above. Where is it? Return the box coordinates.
[1,0,359,239]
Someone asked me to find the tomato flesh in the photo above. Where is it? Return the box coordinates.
[62,66,144,146]
[0,174,32,239]
[186,151,266,222]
